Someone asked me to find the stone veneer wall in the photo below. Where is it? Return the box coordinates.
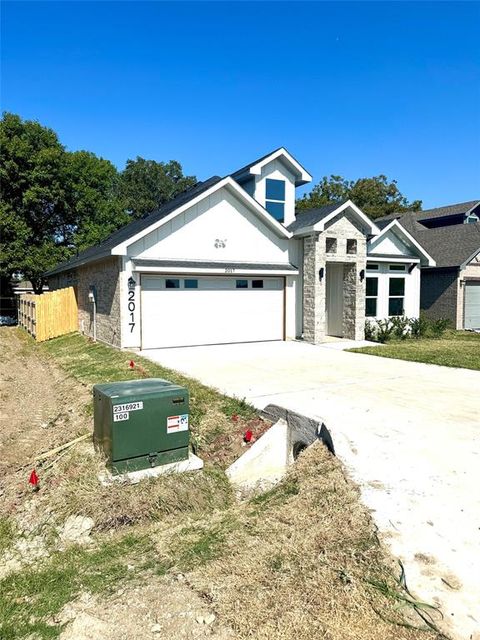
[48,257,122,347]
[302,212,367,342]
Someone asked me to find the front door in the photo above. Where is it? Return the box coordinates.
[326,263,344,337]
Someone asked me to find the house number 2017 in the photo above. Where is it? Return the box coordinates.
[128,289,136,333]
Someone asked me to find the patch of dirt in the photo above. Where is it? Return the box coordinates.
[58,577,235,640]
[204,415,271,467]
[0,328,90,513]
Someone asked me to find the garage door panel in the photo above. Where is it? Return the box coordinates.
[141,276,284,349]
[465,282,480,329]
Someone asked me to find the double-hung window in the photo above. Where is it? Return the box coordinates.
[365,277,378,317]
[265,179,286,222]
[389,278,405,316]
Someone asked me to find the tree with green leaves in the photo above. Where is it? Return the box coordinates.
[0,113,127,292]
[118,157,196,219]
[0,113,71,293]
[296,174,422,219]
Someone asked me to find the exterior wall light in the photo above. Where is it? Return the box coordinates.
[319,267,324,282]
[359,269,365,282]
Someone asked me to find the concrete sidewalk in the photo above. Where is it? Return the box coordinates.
[143,340,480,640]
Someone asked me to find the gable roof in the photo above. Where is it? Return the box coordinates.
[288,199,380,235]
[408,223,480,269]
[376,200,480,226]
[231,147,312,186]
[45,173,293,277]
[368,219,436,266]
[288,202,348,232]
[45,176,223,276]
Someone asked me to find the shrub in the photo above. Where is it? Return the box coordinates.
[428,317,452,338]
[390,316,410,340]
[409,315,429,338]
[364,320,377,342]
[375,319,395,343]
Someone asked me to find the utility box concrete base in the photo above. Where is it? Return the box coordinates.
[99,452,204,486]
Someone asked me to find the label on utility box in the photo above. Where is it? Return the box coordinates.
[112,401,143,422]
[167,414,189,434]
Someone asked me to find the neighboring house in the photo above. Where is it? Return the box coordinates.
[45,148,434,349]
[377,201,480,330]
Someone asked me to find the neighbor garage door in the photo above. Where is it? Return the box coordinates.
[141,275,284,349]
[464,282,480,329]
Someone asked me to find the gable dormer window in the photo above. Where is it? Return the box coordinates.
[265,179,286,223]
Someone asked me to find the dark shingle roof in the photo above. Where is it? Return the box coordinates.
[416,200,479,221]
[45,176,223,276]
[412,223,480,268]
[376,200,479,225]
[230,148,284,181]
[288,201,348,233]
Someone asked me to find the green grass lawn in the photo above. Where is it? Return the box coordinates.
[350,330,480,371]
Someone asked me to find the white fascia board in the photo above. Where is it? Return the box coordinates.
[248,148,313,185]
[374,219,436,266]
[460,246,480,270]
[313,200,381,235]
[133,266,298,276]
[465,201,480,216]
[367,256,420,263]
[111,176,291,255]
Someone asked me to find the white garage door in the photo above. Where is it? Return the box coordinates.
[464,282,480,329]
[141,275,284,349]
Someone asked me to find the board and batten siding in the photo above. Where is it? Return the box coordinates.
[121,184,297,348]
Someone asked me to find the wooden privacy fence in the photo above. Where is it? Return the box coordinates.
[18,287,78,342]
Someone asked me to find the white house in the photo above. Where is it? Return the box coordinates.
[45,148,435,349]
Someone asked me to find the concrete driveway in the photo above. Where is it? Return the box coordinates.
[143,340,480,640]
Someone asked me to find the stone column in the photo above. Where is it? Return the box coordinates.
[303,233,326,343]
[342,260,366,340]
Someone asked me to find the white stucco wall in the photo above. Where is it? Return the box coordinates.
[368,230,416,257]
[252,159,297,227]
[128,186,289,264]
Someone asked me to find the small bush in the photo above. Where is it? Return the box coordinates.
[428,317,452,338]
[390,316,410,340]
[409,315,429,338]
[366,315,452,343]
[376,319,395,343]
[364,320,377,341]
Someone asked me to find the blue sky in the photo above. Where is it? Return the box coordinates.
[2,1,479,207]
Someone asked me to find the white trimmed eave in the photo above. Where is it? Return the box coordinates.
[111,176,291,256]
[247,147,313,185]
[465,201,480,216]
[132,265,298,276]
[369,219,436,267]
[314,200,381,235]
[460,246,480,270]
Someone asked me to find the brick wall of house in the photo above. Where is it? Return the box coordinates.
[48,257,122,347]
[420,268,459,325]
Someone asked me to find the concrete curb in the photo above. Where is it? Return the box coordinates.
[260,404,335,456]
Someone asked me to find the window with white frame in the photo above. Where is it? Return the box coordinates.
[265,179,286,222]
[365,277,378,317]
[388,278,405,316]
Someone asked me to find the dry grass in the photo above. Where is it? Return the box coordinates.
[177,444,445,640]
[33,443,233,531]
[1,328,448,639]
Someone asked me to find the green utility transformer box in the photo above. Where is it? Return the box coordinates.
[93,378,190,474]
